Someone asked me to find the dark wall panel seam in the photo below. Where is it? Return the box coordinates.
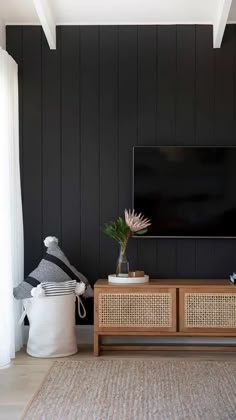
[98,26,101,276]
[116,26,119,216]
[155,26,158,144]
[194,25,197,146]
[20,27,24,203]
[40,28,44,256]
[79,26,82,263]
[174,25,177,145]
[77,26,81,262]
[136,26,139,264]
[213,44,216,143]
[233,27,236,138]
[137,26,139,146]
[194,25,197,274]
[59,27,62,246]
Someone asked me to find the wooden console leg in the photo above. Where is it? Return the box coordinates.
[94,333,100,356]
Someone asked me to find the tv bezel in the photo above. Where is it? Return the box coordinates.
[132,145,236,239]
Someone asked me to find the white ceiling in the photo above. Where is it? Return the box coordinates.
[0,0,38,24]
[228,1,236,21]
[0,0,236,25]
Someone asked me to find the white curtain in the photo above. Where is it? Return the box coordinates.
[0,48,24,368]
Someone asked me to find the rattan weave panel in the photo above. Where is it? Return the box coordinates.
[99,293,172,327]
[185,293,236,328]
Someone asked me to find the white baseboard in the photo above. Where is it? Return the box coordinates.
[23,326,236,346]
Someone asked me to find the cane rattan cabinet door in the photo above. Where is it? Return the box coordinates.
[96,287,176,332]
[179,288,236,333]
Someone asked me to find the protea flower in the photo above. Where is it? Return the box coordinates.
[125,209,151,233]
[102,209,151,275]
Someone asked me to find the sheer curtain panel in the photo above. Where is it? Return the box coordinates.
[0,47,24,368]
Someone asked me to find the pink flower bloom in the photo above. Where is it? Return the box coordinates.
[124,209,151,232]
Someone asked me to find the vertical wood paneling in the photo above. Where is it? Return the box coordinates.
[156,25,178,277]
[157,25,177,145]
[99,26,119,276]
[211,26,235,276]
[175,26,196,277]
[138,26,156,146]
[137,26,157,275]
[7,24,236,323]
[42,29,61,242]
[22,27,42,274]
[235,25,236,141]
[195,25,214,145]
[157,240,177,278]
[118,26,138,270]
[211,240,236,278]
[80,27,100,284]
[214,25,235,145]
[197,239,236,278]
[118,26,138,212]
[61,27,80,262]
[176,240,196,277]
[195,239,214,277]
[176,26,195,145]
[195,26,214,276]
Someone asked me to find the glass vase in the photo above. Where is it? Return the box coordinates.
[116,245,129,277]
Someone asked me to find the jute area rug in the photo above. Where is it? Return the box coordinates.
[23,359,236,420]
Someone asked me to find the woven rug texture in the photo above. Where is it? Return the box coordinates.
[23,359,236,420]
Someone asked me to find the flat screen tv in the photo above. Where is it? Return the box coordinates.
[133,146,236,238]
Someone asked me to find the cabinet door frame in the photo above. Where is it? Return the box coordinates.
[95,286,177,333]
[179,287,236,333]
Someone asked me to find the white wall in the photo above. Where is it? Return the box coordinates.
[0,20,6,49]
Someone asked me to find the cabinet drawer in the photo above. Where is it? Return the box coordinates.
[96,288,176,332]
[179,288,236,333]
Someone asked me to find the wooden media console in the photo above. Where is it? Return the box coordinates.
[94,279,236,355]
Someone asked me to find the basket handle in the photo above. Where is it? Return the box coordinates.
[76,295,86,319]
[18,300,32,325]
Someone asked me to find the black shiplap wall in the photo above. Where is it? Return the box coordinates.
[6,25,236,323]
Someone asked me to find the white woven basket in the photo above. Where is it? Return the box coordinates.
[22,295,78,358]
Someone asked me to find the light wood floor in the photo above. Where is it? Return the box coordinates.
[1,346,236,420]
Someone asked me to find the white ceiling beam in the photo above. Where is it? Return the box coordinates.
[0,19,6,50]
[213,0,232,48]
[32,0,56,49]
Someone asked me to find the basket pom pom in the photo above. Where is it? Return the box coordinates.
[31,284,45,298]
[75,282,85,296]
[44,236,58,248]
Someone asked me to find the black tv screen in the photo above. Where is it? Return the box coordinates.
[133,146,236,238]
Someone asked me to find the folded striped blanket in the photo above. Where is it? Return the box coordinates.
[41,280,77,296]
[30,280,86,318]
